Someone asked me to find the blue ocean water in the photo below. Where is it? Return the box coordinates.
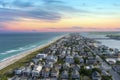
[0,32,65,61]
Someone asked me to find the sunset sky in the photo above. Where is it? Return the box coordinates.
[0,0,120,32]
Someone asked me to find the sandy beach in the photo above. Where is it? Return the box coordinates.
[0,34,66,70]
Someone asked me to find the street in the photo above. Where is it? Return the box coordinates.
[85,44,120,80]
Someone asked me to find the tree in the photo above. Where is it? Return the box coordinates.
[74,57,80,64]
[79,66,92,76]
[102,76,112,80]
[92,68,101,73]
[116,61,120,64]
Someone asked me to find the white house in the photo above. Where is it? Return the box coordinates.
[31,65,42,77]
[36,53,47,60]
[106,58,116,64]
[15,69,22,75]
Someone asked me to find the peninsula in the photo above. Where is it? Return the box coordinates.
[1,33,120,80]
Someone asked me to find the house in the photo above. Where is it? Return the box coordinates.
[73,53,80,58]
[50,68,59,78]
[52,49,57,54]
[29,62,34,67]
[41,68,50,78]
[44,62,53,68]
[72,70,80,79]
[80,57,84,63]
[86,57,97,64]
[113,65,120,73]
[46,55,58,63]
[15,69,22,76]
[59,53,65,59]
[72,64,80,71]
[22,67,31,77]
[54,64,62,70]
[31,70,40,78]
[65,55,74,64]
[92,71,101,80]
[32,59,40,65]
[63,63,70,70]
[86,65,94,70]
[61,70,69,79]
[66,50,71,55]
[36,53,47,60]
[31,65,42,77]
[106,58,116,64]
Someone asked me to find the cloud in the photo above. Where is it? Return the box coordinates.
[47,28,57,29]
[42,0,63,4]
[31,30,38,32]
[45,27,110,30]
[71,26,82,29]
[41,0,89,14]
[114,28,120,30]
[12,0,33,8]
[64,26,84,29]
[51,5,87,13]
[27,9,61,21]
[0,0,90,22]
[96,7,104,10]
[0,1,8,7]
[0,8,61,22]
[45,26,83,30]
[0,24,6,31]
[0,25,5,28]
[0,0,34,8]
[0,17,18,22]
[113,3,120,7]
[0,0,79,22]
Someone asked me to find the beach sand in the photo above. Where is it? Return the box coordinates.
[0,35,66,70]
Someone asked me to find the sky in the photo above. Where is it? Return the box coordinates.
[0,0,120,32]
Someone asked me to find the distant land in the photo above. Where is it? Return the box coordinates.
[90,31,120,35]
[106,34,120,40]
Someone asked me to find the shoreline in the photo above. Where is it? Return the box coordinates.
[0,34,67,70]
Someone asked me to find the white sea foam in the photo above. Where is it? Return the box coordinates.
[0,50,17,54]
[0,44,38,55]
[0,47,26,55]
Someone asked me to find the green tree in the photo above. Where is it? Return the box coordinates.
[102,76,112,80]
[74,57,80,64]
[79,66,92,76]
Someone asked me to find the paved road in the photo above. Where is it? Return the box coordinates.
[96,55,120,80]
[85,43,120,80]
[110,69,120,80]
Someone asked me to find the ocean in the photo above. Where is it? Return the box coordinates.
[0,32,65,61]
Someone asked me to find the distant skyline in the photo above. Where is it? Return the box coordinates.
[0,0,120,32]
